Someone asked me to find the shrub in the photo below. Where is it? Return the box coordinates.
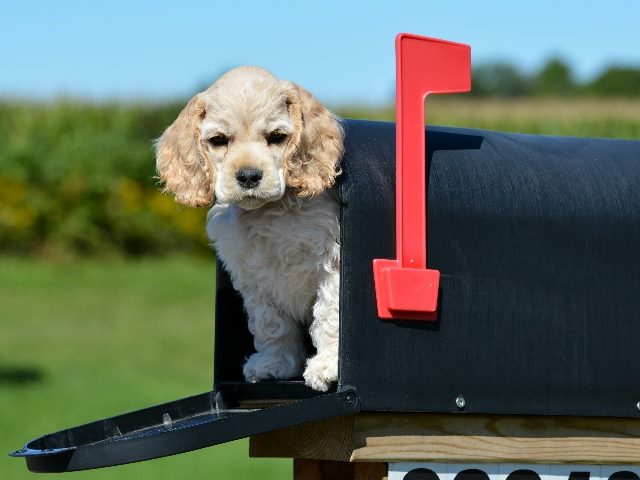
[0,100,210,257]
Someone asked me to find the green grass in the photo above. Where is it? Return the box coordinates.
[0,257,291,479]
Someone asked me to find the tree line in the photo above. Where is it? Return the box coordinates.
[471,58,640,97]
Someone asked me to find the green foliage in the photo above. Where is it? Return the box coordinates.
[0,93,639,258]
[470,59,639,97]
[532,57,575,96]
[471,62,531,97]
[588,67,640,96]
[0,100,210,257]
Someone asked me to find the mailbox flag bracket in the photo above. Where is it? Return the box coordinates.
[373,33,471,321]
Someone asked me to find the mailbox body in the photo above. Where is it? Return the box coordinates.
[13,119,640,472]
[339,120,640,416]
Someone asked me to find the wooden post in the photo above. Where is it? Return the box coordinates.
[251,412,640,465]
[293,459,387,480]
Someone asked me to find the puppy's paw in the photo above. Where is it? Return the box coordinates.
[243,351,303,383]
[303,353,338,391]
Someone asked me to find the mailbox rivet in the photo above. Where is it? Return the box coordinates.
[344,392,357,407]
[456,395,466,409]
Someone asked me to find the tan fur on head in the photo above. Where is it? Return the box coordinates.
[155,94,214,207]
[155,67,343,208]
[285,85,344,197]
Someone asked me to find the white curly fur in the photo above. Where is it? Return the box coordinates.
[207,190,340,391]
[156,66,343,391]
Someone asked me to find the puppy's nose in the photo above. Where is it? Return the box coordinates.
[236,168,263,189]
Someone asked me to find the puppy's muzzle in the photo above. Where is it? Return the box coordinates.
[236,168,263,189]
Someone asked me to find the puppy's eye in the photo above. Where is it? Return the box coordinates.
[266,131,288,145]
[208,135,229,147]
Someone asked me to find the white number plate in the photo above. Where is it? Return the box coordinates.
[389,463,640,480]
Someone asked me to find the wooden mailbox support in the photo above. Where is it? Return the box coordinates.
[251,412,640,479]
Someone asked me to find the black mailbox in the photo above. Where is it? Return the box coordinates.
[11,119,640,472]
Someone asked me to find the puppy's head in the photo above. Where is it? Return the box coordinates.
[156,66,343,210]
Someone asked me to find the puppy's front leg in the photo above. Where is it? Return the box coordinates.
[243,300,306,383]
[304,268,339,391]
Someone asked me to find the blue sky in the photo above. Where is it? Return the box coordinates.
[1,0,638,105]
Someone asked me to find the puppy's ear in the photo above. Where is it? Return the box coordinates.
[284,84,344,197]
[155,94,214,207]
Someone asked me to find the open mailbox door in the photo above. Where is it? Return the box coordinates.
[10,388,359,472]
[11,256,362,473]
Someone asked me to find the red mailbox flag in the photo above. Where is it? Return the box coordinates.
[373,33,471,321]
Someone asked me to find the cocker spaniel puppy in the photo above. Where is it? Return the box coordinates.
[155,66,343,391]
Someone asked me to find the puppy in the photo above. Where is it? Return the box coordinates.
[155,66,343,391]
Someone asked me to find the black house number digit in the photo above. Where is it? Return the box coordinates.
[506,469,541,480]
[568,472,591,480]
[609,472,640,480]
